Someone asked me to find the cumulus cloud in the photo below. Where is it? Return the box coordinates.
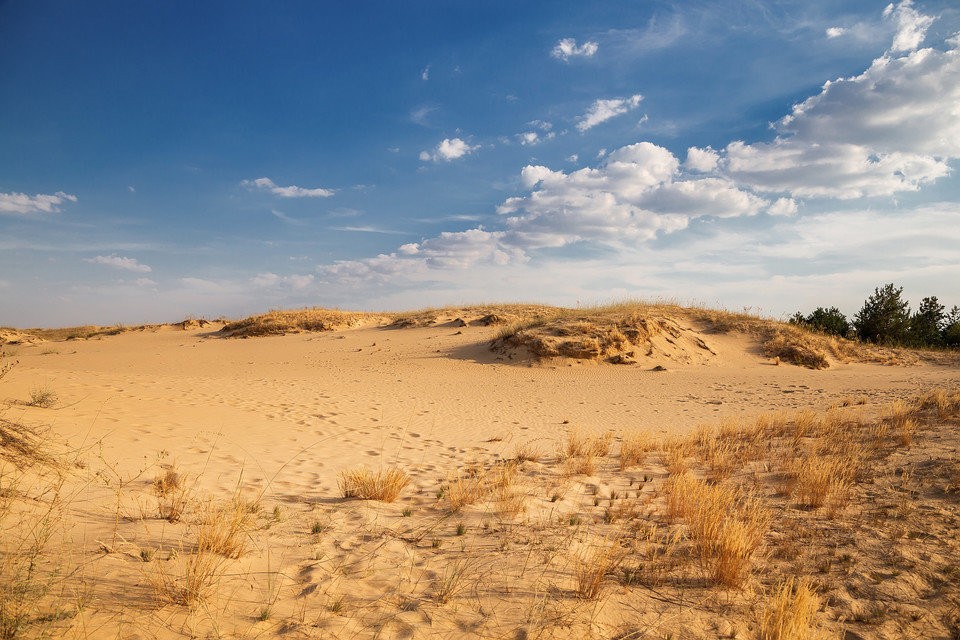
[495,142,771,249]
[85,255,152,273]
[0,191,77,215]
[721,16,960,199]
[577,94,643,132]
[420,138,480,162]
[884,0,935,52]
[551,38,599,61]
[242,177,334,198]
[826,27,849,38]
[685,147,720,173]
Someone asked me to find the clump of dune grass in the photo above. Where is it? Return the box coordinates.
[561,427,612,459]
[512,442,541,463]
[153,464,192,523]
[196,497,257,559]
[441,468,488,512]
[573,532,625,600]
[759,577,827,640]
[338,466,411,502]
[662,472,770,587]
[658,435,694,475]
[491,461,526,517]
[618,429,652,470]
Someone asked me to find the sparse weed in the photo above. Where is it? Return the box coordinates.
[26,385,58,408]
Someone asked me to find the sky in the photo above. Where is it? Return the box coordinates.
[1,0,959,327]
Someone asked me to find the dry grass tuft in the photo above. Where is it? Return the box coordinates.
[758,577,826,640]
[153,465,192,523]
[441,469,488,512]
[562,427,613,459]
[573,532,625,599]
[196,497,256,559]
[338,466,411,502]
[26,385,58,408]
[662,472,770,587]
[618,429,652,470]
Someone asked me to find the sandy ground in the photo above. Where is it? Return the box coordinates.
[5,321,957,497]
[2,318,960,639]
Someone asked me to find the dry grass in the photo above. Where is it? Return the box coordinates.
[441,468,488,512]
[573,532,625,599]
[219,308,381,337]
[153,465,192,523]
[25,385,58,408]
[561,427,613,459]
[338,466,411,502]
[759,577,826,640]
[662,472,770,587]
[618,429,653,470]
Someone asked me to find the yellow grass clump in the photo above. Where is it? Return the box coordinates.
[338,466,411,502]
[758,577,827,640]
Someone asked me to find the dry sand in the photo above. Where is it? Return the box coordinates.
[2,310,960,639]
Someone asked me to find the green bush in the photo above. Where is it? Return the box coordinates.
[854,284,911,345]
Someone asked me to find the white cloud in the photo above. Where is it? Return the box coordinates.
[85,255,152,273]
[566,154,579,163]
[767,197,799,216]
[242,177,334,198]
[577,94,643,132]
[721,22,960,199]
[330,226,408,235]
[420,138,480,162]
[685,147,720,172]
[496,142,768,249]
[884,0,935,52]
[421,64,430,81]
[826,27,848,38]
[517,130,556,146]
[250,273,315,289]
[0,191,77,215]
[551,38,599,62]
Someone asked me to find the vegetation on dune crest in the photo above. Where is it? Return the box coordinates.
[218,308,381,337]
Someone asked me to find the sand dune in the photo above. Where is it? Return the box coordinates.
[2,306,959,638]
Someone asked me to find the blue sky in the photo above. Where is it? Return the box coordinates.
[2,0,959,327]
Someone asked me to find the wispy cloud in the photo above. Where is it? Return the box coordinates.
[884,0,935,52]
[241,177,334,198]
[85,255,152,273]
[576,94,643,132]
[551,38,599,62]
[419,138,480,162]
[331,226,409,235]
[0,191,77,215]
[250,272,315,289]
[410,105,439,126]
